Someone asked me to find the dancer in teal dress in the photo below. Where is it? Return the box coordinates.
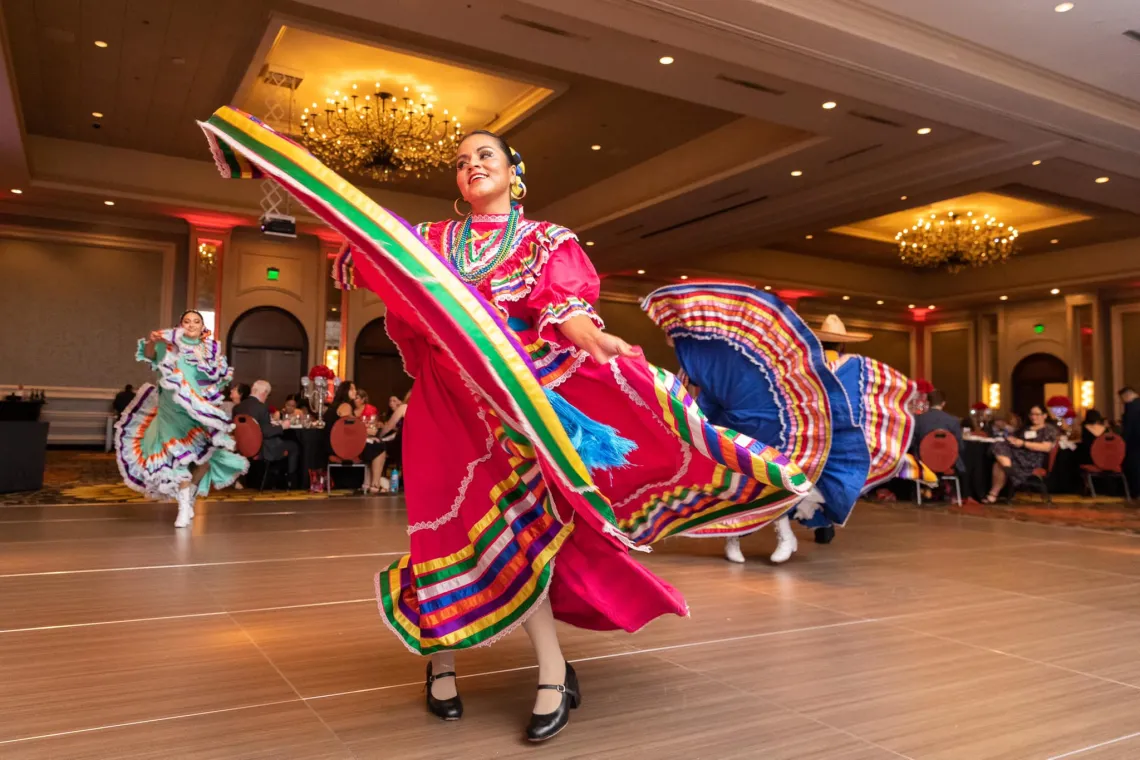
[114,310,248,527]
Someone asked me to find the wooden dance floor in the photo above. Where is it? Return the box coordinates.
[3,498,1140,759]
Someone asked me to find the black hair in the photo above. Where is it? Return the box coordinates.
[462,129,519,166]
[179,309,205,324]
[329,380,357,417]
[927,389,946,408]
[1084,409,1105,425]
[234,383,251,401]
[1120,386,1136,396]
[821,341,843,351]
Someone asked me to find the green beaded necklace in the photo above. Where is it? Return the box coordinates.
[450,207,520,283]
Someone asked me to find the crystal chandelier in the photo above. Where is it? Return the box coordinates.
[896,211,1019,272]
[297,83,463,182]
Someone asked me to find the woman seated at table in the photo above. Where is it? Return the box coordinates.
[325,381,387,493]
[984,405,1058,502]
[1075,409,1108,467]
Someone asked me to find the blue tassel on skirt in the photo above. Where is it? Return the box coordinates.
[544,387,637,472]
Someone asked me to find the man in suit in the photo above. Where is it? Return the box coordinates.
[233,380,300,489]
[912,388,964,474]
[1119,387,1140,495]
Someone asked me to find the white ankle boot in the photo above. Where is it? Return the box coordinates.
[175,487,195,528]
[769,516,798,564]
[724,536,745,564]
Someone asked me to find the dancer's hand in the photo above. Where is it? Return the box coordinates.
[586,332,637,364]
[148,330,165,344]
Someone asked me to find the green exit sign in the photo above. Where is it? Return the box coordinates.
[1034,323,1045,334]
[266,267,280,281]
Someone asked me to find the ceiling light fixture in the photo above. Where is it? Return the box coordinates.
[585,241,595,246]
[1032,160,1042,166]
[591,144,602,151]
[900,195,908,201]
[928,305,936,310]
[822,101,837,110]
[637,269,646,275]
[764,285,772,291]
[1054,2,1074,12]
[1000,295,1009,301]
[680,275,689,280]
[908,304,916,309]
[805,234,813,240]
[658,56,674,65]
[1050,239,1059,244]
[876,300,885,305]
[916,127,932,135]
[298,83,462,182]
[1051,288,1061,295]
[94,40,108,48]
[842,295,850,301]
[103,200,115,206]
[897,210,1019,272]
[790,170,803,177]
[10,188,21,194]
[92,111,103,118]
[1095,176,1110,183]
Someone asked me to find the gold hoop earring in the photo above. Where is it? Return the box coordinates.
[454,197,470,218]
[513,185,527,201]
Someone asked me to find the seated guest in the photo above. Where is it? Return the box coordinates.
[984,404,1058,503]
[1075,409,1107,467]
[112,384,135,416]
[325,380,386,493]
[234,380,299,489]
[912,389,964,472]
[354,390,379,420]
[1120,387,1140,495]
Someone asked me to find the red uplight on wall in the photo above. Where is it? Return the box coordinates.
[909,307,930,322]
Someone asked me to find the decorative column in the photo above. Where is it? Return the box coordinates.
[188,225,234,339]
[318,235,348,378]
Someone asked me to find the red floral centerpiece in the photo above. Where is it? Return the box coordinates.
[308,365,335,381]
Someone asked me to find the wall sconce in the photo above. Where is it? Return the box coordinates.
[324,348,340,377]
[1081,380,1094,409]
[988,382,1001,409]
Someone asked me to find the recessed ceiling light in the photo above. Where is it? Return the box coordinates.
[585,241,595,246]
[103,200,115,206]
[1032,160,1042,166]
[876,300,884,305]
[637,269,646,275]
[900,195,908,201]
[1050,239,1059,244]
[790,170,803,177]
[1000,295,1009,301]
[10,188,21,194]
[680,275,689,280]
[908,303,916,308]
[842,295,850,301]
[94,40,108,48]
[590,144,602,151]
[658,56,674,65]
[92,111,103,118]
[928,305,936,310]
[822,101,837,110]
[805,234,813,240]
[764,285,772,291]
[1095,176,1110,183]
[916,127,932,135]
[1051,288,1061,295]
[1054,2,1074,12]
[331,307,338,312]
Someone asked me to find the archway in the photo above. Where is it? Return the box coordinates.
[227,307,308,406]
[354,317,413,407]
[1011,352,1069,417]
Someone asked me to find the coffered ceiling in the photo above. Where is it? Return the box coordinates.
[0,0,1137,311]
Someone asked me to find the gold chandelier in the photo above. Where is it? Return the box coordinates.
[298,83,463,182]
[896,211,1019,272]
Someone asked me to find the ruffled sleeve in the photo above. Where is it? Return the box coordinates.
[135,338,166,371]
[526,236,604,345]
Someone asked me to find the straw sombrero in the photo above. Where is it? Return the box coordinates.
[813,314,872,343]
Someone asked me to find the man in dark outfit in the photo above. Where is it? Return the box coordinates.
[911,389,965,473]
[234,380,300,489]
[112,385,135,416]
[1119,387,1140,496]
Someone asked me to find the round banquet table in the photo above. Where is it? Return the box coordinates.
[961,437,1084,500]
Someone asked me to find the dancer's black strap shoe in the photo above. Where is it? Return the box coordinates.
[525,662,580,742]
[425,662,463,721]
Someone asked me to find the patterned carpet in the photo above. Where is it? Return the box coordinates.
[0,451,358,505]
[882,493,1140,534]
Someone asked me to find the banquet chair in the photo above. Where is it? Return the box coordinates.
[327,417,367,493]
[917,429,962,506]
[1081,433,1131,501]
[1007,443,1060,505]
[233,414,289,492]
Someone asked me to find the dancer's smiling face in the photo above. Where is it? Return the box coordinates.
[455,134,511,209]
[180,311,204,339]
